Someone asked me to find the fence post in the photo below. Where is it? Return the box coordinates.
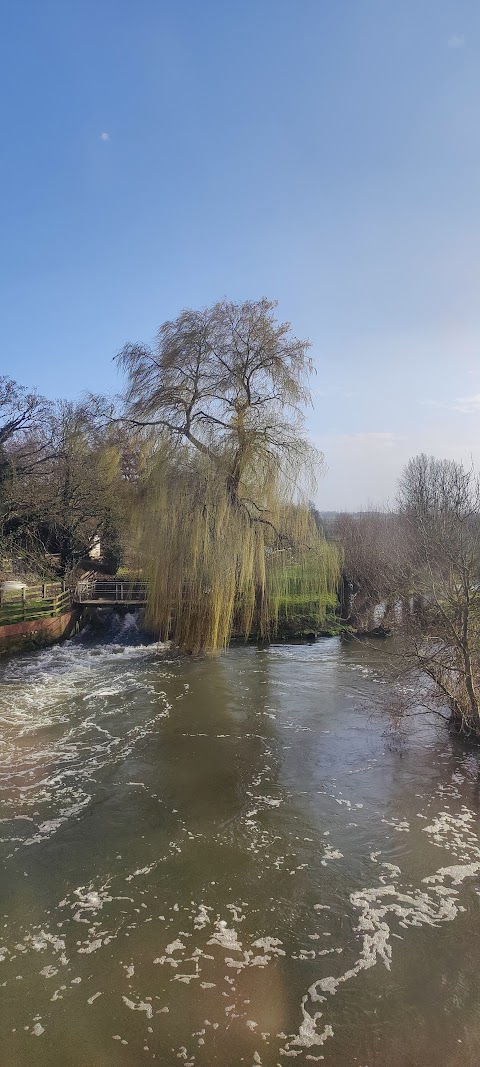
[22,586,26,621]
[42,582,46,599]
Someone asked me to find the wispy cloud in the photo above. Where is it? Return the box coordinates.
[452,393,480,413]
[313,386,353,400]
[334,432,399,447]
[448,33,466,48]
[419,394,480,414]
[100,131,110,142]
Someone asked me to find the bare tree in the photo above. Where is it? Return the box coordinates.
[398,454,480,736]
[117,298,318,512]
[2,397,133,573]
[0,377,52,494]
[333,510,405,632]
[0,377,50,447]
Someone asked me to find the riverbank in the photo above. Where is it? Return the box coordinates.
[0,608,82,655]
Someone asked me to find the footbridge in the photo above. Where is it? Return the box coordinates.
[73,579,149,608]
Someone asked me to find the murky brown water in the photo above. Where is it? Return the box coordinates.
[1,618,480,1066]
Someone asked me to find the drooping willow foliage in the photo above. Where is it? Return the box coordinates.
[120,298,342,653]
[267,541,341,636]
[133,446,341,654]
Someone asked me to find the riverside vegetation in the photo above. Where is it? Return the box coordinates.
[2,299,480,737]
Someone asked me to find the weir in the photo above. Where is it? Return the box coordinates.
[0,578,148,654]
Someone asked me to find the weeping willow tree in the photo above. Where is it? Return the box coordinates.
[118,298,341,653]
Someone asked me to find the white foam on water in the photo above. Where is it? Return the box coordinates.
[321,845,343,866]
[193,905,211,929]
[0,630,173,856]
[122,995,153,1018]
[287,802,480,1052]
[207,920,242,952]
[78,938,102,954]
[165,939,186,954]
[87,991,103,1004]
[252,937,285,956]
[25,930,66,955]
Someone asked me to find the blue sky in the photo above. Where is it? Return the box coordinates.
[1,0,479,508]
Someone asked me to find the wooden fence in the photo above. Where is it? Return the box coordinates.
[0,582,72,626]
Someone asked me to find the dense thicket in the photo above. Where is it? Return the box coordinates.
[0,378,134,575]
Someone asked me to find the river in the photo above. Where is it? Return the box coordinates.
[1,618,480,1066]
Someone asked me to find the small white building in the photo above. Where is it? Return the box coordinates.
[89,535,101,560]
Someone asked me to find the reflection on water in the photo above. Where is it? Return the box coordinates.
[1,617,480,1066]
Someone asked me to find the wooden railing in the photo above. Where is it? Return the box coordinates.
[0,582,72,626]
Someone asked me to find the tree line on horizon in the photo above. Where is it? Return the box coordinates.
[1,298,479,735]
